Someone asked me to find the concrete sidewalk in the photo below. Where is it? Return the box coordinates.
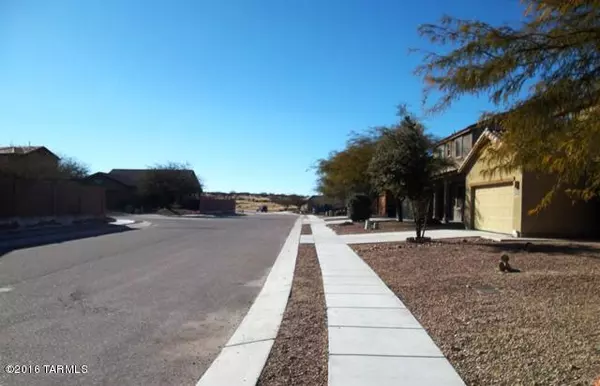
[308,215,465,386]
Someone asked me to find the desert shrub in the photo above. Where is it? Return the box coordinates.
[347,194,372,222]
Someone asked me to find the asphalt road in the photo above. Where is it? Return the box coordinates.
[0,213,297,386]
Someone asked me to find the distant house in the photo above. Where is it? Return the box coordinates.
[0,146,60,178]
[83,168,201,211]
[83,172,138,211]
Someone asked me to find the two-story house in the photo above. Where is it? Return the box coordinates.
[431,123,486,223]
[376,123,485,223]
[377,123,599,238]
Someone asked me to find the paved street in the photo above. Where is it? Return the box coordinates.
[0,213,297,386]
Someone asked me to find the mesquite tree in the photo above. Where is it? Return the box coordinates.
[416,0,600,212]
[314,129,381,202]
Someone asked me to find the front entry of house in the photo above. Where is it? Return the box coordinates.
[473,184,513,234]
[453,185,465,223]
[432,177,465,224]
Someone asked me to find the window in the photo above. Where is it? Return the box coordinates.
[455,138,462,157]
[462,135,471,155]
[446,143,451,157]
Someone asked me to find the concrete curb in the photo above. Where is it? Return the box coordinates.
[196,216,302,386]
[127,220,152,228]
[110,219,136,226]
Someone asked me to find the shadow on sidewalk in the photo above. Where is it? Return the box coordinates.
[0,223,136,257]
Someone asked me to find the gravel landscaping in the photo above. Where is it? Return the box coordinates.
[257,245,327,386]
[353,239,600,386]
[301,224,312,235]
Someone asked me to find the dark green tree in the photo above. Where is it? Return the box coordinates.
[139,162,202,209]
[369,115,449,240]
[57,156,90,179]
[347,193,372,222]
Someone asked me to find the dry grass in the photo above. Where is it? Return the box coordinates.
[257,245,327,386]
[203,193,289,212]
[353,239,600,386]
[235,196,287,212]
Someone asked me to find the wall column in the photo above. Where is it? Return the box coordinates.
[443,179,449,223]
[432,186,437,220]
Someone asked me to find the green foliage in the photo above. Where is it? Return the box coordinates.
[56,156,90,179]
[0,152,89,180]
[347,193,372,222]
[315,129,382,201]
[139,162,202,209]
[416,0,600,211]
[369,115,450,238]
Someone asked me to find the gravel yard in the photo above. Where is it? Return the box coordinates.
[353,239,600,386]
[257,245,327,386]
[301,224,312,235]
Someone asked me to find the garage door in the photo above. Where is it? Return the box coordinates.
[473,184,514,234]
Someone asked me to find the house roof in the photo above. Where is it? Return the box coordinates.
[84,172,135,188]
[107,169,148,187]
[0,146,60,159]
[435,120,503,146]
[435,123,482,146]
[432,124,505,179]
[107,168,200,189]
[457,129,503,174]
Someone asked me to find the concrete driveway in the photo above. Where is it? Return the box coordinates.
[0,213,297,386]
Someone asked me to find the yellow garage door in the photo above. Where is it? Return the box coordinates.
[474,184,514,234]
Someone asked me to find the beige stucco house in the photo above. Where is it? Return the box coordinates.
[461,129,599,238]
[376,124,599,238]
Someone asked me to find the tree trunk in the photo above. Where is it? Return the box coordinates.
[411,197,431,240]
[421,198,431,238]
[411,200,422,239]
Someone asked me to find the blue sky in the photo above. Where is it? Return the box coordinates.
[1,0,524,194]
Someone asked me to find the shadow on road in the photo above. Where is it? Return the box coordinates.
[0,223,136,257]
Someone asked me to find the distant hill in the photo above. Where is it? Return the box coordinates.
[205,192,309,212]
